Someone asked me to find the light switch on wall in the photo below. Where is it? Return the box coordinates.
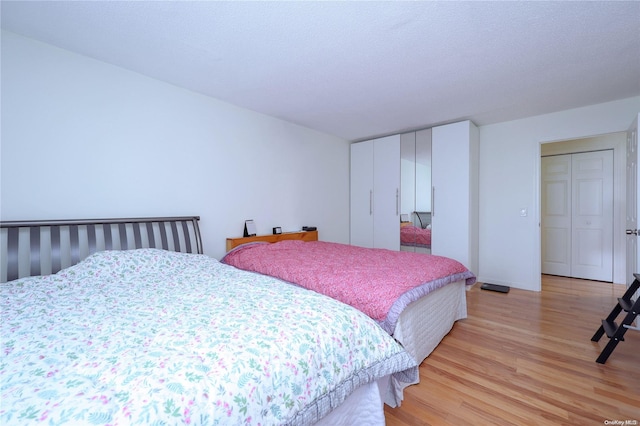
[520,208,528,217]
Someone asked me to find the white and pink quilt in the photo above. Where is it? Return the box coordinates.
[222,240,476,334]
[1,249,417,425]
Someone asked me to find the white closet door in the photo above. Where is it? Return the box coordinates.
[350,141,374,248]
[571,150,613,281]
[541,151,614,281]
[373,135,400,250]
[541,155,572,276]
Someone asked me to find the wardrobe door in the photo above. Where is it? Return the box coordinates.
[400,132,417,251]
[373,135,401,250]
[350,141,374,248]
[350,135,400,250]
[415,129,432,216]
[415,128,433,254]
[431,120,479,272]
[400,129,433,253]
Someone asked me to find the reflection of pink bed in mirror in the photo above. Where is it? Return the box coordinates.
[400,211,431,253]
[400,224,431,248]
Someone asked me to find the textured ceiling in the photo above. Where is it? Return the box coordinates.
[2,1,639,141]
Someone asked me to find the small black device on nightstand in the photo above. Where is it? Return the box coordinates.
[302,226,317,231]
[273,227,282,235]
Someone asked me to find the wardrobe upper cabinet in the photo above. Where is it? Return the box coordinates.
[350,135,400,250]
[431,120,479,274]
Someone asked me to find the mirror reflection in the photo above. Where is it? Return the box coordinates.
[400,129,432,253]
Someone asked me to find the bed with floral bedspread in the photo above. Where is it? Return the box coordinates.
[1,249,417,425]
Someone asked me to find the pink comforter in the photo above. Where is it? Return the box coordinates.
[401,225,431,247]
[222,240,475,334]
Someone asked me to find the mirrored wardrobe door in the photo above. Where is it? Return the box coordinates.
[400,129,432,254]
[415,129,432,254]
[400,132,417,251]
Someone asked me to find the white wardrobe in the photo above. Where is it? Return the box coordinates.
[350,120,479,275]
[350,135,401,250]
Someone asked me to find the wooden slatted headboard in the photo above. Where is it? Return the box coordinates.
[0,216,202,283]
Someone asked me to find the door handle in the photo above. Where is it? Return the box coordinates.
[432,186,435,217]
[626,229,638,235]
[369,190,373,215]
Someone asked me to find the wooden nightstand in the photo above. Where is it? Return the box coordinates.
[226,230,318,252]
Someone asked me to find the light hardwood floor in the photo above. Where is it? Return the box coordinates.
[384,275,640,425]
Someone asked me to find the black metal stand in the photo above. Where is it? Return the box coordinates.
[591,274,640,364]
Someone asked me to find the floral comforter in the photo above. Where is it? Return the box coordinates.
[1,249,417,425]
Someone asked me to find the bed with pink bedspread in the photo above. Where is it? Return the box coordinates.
[222,240,476,405]
[400,224,431,249]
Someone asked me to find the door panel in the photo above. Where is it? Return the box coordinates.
[373,136,400,250]
[350,141,374,248]
[571,151,613,281]
[542,151,613,281]
[431,122,469,263]
[400,132,416,251]
[542,156,571,276]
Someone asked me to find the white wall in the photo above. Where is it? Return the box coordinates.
[478,97,640,291]
[4,31,639,286]
[0,31,350,260]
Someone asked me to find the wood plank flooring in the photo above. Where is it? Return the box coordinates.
[384,275,640,425]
